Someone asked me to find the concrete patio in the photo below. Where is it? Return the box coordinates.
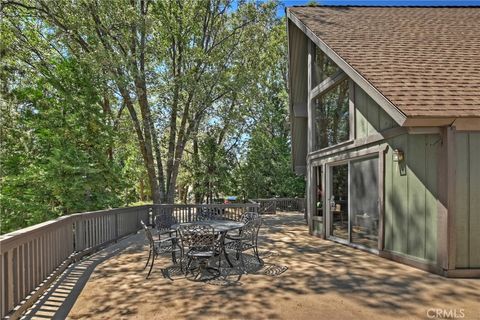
[24,212,479,320]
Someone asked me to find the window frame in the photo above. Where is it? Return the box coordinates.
[308,47,356,153]
[321,149,385,253]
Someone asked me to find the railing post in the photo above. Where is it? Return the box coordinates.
[114,213,119,241]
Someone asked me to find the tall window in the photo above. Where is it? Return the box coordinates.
[313,47,340,86]
[314,78,350,150]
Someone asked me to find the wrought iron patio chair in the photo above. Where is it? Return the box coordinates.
[141,220,181,279]
[225,217,262,272]
[227,211,259,237]
[154,214,178,240]
[154,214,181,263]
[239,211,259,223]
[197,207,229,221]
[178,224,222,280]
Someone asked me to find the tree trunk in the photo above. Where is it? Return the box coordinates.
[192,130,202,203]
[134,78,161,203]
[101,93,114,161]
[119,87,160,204]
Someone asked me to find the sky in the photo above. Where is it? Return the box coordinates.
[277,0,480,15]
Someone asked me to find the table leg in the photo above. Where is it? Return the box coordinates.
[222,231,234,267]
[224,249,233,267]
[170,237,177,263]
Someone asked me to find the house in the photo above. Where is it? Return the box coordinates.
[287,6,480,277]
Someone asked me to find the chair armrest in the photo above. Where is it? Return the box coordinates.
[154,237,177,244]
[225,234,244,241]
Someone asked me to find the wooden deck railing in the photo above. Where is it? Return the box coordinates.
[151,203,259,224]
[252,198,306,214]
[0,202,258,319]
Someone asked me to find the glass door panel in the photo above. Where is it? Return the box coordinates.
[350,156,379,248]
[313,166,324,234]
[329,164,349,240]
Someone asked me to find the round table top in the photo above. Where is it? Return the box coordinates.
[171,220,244,233]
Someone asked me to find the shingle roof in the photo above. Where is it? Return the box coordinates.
[288,6,480,118]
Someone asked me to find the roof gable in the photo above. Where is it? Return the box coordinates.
[287,6,480,120]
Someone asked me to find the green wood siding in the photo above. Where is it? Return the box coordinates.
[307,83,440,264]
[384,134,439,263]
[455,132,480,268]
[355,84,396,138]
[424,135,438,262]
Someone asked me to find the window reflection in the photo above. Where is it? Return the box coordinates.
[330,164,349,240]
[313,47,340,86]
[351,157,379,248]
[314,79,350,150]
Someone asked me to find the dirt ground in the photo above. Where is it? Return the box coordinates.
[25,212,480,320]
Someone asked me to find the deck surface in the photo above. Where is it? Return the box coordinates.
[24,212,479,320]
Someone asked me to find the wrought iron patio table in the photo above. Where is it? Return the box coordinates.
[172,220,245,268]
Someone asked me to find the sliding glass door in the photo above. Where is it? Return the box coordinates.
[350,157,379,248]
[327,156,379,249]
[329,163,349,240]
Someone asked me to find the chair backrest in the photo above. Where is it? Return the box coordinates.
[197,208,228,221]
[240,211,259,224]
[154,214,177,233]
[140,220,155,246]
[240,217,262,243]
[179,224,217,252]
[197,209,212,221]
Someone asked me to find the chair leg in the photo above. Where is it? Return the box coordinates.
[224,249,234,267]
[146,253,155,279]
[239,250,246,274]
[254,246,261,264]
[185,257,193,276]
[144,247,152,270]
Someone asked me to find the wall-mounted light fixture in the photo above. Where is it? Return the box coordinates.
[393,149,405,162]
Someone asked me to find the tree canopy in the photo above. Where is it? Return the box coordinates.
[0,0,304,234]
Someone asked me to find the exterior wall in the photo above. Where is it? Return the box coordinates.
[308,84,440,264]
[384,134,439,263]
[455,132,480,268]
[354,84,397,138]
[288,20,309,175]
[308,133,440,265]
[288,16,479,276]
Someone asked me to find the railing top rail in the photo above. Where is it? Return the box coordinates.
[151,203,259,208]
[69,205,150,220]
[1,203,260,247]
[0,214,74,242]
[1,202,262,250]
[253,197,304,201]
[0,205,150,249]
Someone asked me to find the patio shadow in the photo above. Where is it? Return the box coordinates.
[24,212,480,320]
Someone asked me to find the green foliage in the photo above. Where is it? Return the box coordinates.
[234,18,305,199]
[1,1,304,234]
[306,0,320,6]
[234,87,305,199]
[186,17,305,201]
[0,59,125,233]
